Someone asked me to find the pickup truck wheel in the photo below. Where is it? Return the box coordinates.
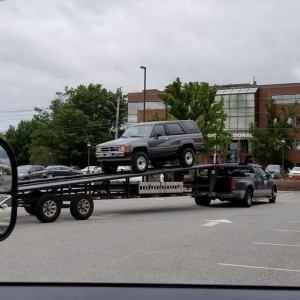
[195,197,211,206]
[70,194,94,220]
[132,152,149,173]
[179,148,195,167]
[102,162,118,174]
[35,193,61,223]
[243,188,253,207]
[269,187,277,203]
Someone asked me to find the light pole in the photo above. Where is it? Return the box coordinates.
[87,142,91,174]
[140,66,146,122]
[108,94,120,140]
[281,139,285,178]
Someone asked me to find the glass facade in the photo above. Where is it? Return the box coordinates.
[128,101,166,123]
[215,88,257,131]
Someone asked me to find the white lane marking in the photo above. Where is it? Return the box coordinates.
[279,193,293,197]
[218,263,300,273]
[202,219,233,227]
[253,242,300,248]
[276,229,300,233]
[91,214,120,219]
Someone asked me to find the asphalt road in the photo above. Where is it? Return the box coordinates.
[0,192,300,286]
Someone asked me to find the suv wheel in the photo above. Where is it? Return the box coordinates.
[102,162,118,174]
[132,152,149,173]
[179,148,195,167]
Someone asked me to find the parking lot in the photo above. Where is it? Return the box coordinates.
[1,192,300,286]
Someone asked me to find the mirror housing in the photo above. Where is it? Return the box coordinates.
[0,138,18,242]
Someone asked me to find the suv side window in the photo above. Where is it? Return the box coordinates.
[153,125,166,137]
[166,123,185,135]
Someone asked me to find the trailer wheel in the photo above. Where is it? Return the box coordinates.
[24,205,35,215]
[243,188,253,207]
[195,197,211,206]
[70,194,94,220]
[35,193,61,223]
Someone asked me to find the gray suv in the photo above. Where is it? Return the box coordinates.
[96,120,203,173]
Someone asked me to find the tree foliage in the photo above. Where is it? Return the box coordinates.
[5,120,40,165]
[159,78,231,157]
[6,84,127,167]
[250,99,297,165]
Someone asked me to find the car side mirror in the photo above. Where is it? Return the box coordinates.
[0,138,18,242]
[154,134,162,139]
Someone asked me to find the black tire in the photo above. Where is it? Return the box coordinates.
[101,162,118,174]
[24,205,35,215]
[195,197,211,206]
[179,148,195,168]
[70,194,94,220]
[269,186,277,203]
[243,188,253,207]
[35,193,61,223]
[151,160,165,169]
[132,152,149,173]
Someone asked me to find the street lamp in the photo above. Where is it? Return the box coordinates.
[281,139,285,178]
[87,142,91,174]
[107,92,120,140]
[140,66,146,122]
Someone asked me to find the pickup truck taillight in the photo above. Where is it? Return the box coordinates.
[231,179,236,190]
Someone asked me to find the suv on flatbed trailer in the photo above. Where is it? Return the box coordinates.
[96,120,203,173]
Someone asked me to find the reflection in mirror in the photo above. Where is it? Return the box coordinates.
[0,145,12,235]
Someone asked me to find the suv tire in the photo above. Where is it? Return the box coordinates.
[132,152,149,173]
[179,147,195,167]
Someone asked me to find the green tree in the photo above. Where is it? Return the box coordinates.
[5,120,40,165]
[30,84,127,167]
[159,78,231,158]
[250,99,297,165]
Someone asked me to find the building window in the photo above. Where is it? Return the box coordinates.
[272,94,300,104]
[296,141,300,150]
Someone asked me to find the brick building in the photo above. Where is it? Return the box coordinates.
[127,82,300,166]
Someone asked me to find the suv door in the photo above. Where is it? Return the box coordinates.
[165,122,186,155]
[149,124,169,157]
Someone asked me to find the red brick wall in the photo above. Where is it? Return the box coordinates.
[258,83,300,165]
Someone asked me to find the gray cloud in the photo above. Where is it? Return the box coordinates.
[1,0,300,131]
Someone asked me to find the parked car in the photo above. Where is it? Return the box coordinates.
[265,164,282,178]
[81,166,102,175]
[0,195,12,222]
[46,165,82,177]
[17,165,48,181]
[288,166,300,178]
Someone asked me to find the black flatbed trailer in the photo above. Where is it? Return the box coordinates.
[18,164,211,223]
[18,163,270,224]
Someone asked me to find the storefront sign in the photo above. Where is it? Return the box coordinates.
[232,132,252,139]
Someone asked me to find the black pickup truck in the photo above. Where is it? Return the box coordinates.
[192,163,277,207]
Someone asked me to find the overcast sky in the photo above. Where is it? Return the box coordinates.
[1,0,300,132]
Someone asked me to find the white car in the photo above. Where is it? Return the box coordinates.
[81,166,102,175]
[0,195,12,223]
[288,167,300,178]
